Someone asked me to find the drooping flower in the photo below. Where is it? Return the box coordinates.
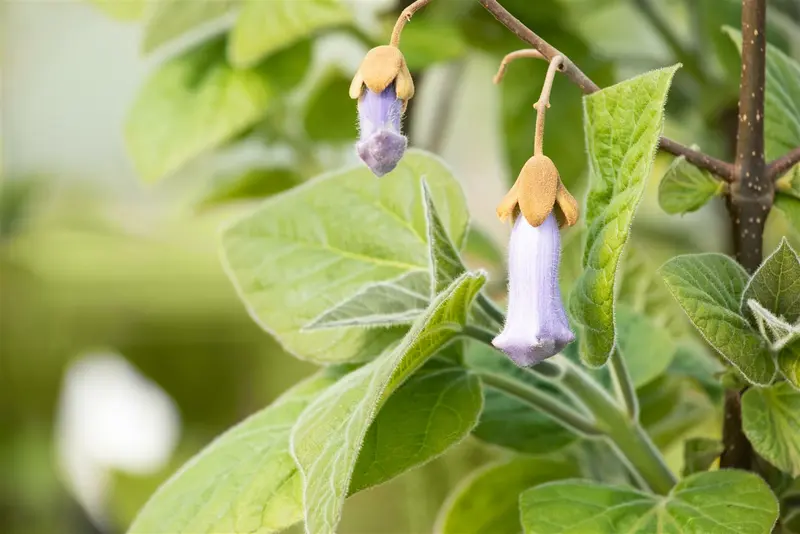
[350,46,414,177]
[355,84,407,177]
[492,213,575,366]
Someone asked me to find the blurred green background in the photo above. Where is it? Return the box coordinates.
[2,0,800,533]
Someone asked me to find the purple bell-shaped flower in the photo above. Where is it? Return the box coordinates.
[356,84,407,177]
[492,212,575,366]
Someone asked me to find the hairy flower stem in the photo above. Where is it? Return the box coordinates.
[390,0,433,47]
[533,56,563,156]
[609,350,639,419]
[556,358,677,494]
[476,370,602,437]
[463,327,676,494]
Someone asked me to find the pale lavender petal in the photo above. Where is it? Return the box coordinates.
[358,84,403,140]
[356,84,406,177]
[493,213,575,367]
[356,131,408,177]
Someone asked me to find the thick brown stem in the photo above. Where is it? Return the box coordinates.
[768,146,800,181]
[729,0,770,274]
[720,390,754,470]
[720,0,770,472]
[477,0,736,182]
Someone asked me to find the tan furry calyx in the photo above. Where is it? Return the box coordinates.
[518,155,559,227]
[349,46,415,101]
[554,182,579,228]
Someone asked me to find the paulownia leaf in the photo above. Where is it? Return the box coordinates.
[682,437,723,476]
[570,65,680,367]
[303,70,355,143]
[228,0,350,68]
[221,150,469,364]
[742,238,800,326]
[423,179,468,294]
[779,338,800,388]
[350,365,482,492]
[86,0,145,21]
[742,382,800,477]
[520,470,778,534]
[290,272,485,534]
[304,270,430,329]
[126,39,306,183]
[660,253,776,385]
[658,153,724,215]
[196,167,302,210]
[142,0,237,54]
[615,305,675,388]
[127,370,342,534]
[434,457,580,534]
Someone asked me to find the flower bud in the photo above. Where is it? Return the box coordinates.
[355,83,407,177]
[493,213,575,366]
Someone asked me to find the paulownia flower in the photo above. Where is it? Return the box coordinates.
[350,46,414,177]
[492,155,579,366]
[493,213,575,366]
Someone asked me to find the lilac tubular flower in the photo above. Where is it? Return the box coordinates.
[493,213,575,366]
[356,83,407,177]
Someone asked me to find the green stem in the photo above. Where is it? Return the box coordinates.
[476,371,602,437]
[462,323,676,494]
[475,292,506,326]
[557,358,677,494]
[608,350,639,419]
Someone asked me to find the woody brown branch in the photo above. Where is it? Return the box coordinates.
[478,0,736,182]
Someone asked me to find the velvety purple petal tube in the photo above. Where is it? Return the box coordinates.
[493,213,575,366]
[356,83,407,177]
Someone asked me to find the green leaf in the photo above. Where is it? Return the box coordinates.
[221,150,469,364]
[570,65,680,367]
[465,342,577,454]
[520,470,778,534]
[742,382,800,477]
[779,338,800,388]
[638,375,715,450]
[742,238,800,326]
[396,19,467,70]
[303,70,355,143]
[142,0,237,54]
[304,271,430,329]
[228,0,350,68]
[682,437,723,476]
[658,153,724,214]
[196,167,302,210]
[612,237,689,337]
[775,194,800,233]
[423,180,467,294]
[350,366,483,492]
[86,0,145,21]
[725,27,800,189]
[616,305,675,388]
[126,40,273,182]
[667,341,725,402]
[127,371,342,534]
[659,253,776,385]
[290,271,485,534]
[435,458,580,534]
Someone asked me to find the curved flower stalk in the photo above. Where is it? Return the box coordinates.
[491,52,580,366]
[349,0,431,177]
